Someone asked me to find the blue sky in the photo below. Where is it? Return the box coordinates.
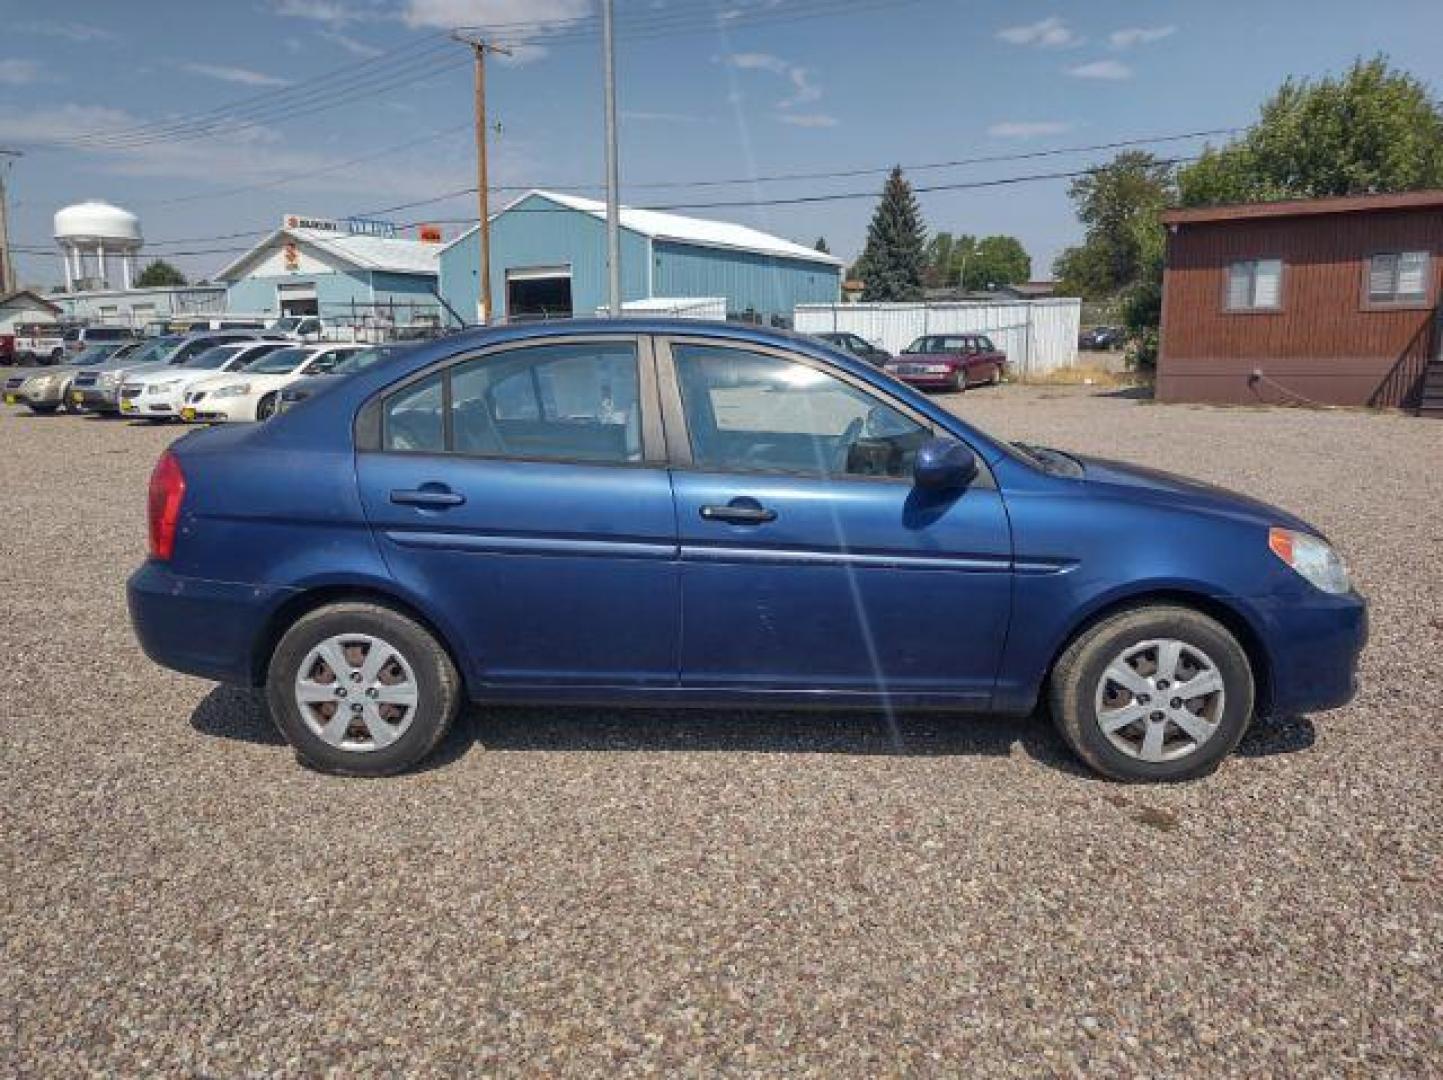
[3,0,1442,288]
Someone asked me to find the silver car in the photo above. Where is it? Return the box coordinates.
[3,341,146,414]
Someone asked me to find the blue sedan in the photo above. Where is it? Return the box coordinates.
[128,320,1366,782]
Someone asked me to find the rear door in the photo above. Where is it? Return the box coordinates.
[356,335,679,688]
[658,337,1013,702]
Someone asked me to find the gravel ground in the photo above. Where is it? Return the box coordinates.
[1,388,1438,1077]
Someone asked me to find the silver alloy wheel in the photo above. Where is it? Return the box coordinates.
[293,633,420,752]
[1093,638,1226,763]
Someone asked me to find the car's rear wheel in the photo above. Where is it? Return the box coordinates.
[1049,605,1254,782]
[266,602,462,776]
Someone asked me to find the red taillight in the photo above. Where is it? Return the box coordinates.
[147,451,186,561]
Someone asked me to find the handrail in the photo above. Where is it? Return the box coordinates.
[1368,307,1438,410]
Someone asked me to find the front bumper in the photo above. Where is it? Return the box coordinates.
[886,368,959,389]
[1248,589,1368,717]
[182,393,254,423]
[5,379,66,407]
[127,561,295,686]
[72,383,121,412]
[120,386,185,418]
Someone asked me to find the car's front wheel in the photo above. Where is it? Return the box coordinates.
[256,393,279,421]
[266,602,462,776]
[952,369,968,393]
[1049,605,1254,782]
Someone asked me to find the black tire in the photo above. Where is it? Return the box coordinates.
[952,369,968,393]
[266,602,462,777]
[27,403,59,415]
[1049,605,1254,782]
[256,393,278,421]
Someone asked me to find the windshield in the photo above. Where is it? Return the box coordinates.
[271,318,304,333]
[244,347,311,374]
[182,346,246,370]
[330,346,397,374]
[124,336,182,366]
[70,345,118,366]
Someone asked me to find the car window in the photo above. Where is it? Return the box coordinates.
[977,336,995,352]
[383,373,445,453]
[304,349,350,374]
[449,342,641,463]
[245,347,311,374]
[673,345,931,479]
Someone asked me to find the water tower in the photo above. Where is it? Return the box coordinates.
[54,200,143,292]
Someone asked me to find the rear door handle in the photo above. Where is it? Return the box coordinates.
[700,501,777,525]
[390,486,465,509]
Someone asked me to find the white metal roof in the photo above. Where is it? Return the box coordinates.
[443,189,844,267]
[215,227,441,280]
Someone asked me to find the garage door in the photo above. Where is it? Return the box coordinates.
[506,267,572,322]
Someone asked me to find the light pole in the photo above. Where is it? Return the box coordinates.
[601,0,622,316]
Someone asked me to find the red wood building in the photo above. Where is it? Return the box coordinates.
[1157,190,1443,413]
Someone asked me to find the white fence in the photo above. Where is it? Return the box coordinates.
[595,297,728,320]
[794,299,1081,377]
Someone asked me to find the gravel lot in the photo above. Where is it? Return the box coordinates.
[2,386,1438,1076]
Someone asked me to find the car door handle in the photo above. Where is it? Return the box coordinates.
[390,486,465,508]
[700,501,777,525]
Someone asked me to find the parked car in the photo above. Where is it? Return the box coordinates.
[813,331,892,367]
[3,340,142,413]
[182,343,365,422]
[72,331,279,414]
[128,320,1366,783]
[119,341,291,420]
[13,322,66,366]
[886,334,1007,391]
[269,315,329,341]
[1080,326,1124,350]
[274,345,405,415]
[63,324,139,357]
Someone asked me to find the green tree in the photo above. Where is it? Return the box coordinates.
[963,235,1031,290]
[856,166,927,301]
[136,259,188,287]
[1179,56,1443,206]
[1051,151,1176,300]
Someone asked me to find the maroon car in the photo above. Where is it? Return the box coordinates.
[885,334,1007,391]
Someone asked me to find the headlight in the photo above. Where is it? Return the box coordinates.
[212,383,250,398]
[1269,527,1351,594]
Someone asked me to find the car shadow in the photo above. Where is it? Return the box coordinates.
[1093,385,1154,400]
[188,685,1318,774]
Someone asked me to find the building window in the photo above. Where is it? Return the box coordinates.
[1366,251,1430,305]
[1225,259,1283,311]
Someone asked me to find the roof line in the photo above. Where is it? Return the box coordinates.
[1161,188,1443,225]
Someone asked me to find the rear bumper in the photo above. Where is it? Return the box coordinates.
[128,561,294,686]
[1248,589,1368,717]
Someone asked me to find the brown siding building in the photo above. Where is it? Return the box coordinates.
[1157,190,1443,410]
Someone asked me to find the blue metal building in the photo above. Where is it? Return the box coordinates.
[216,218,444,328]
[437,190,843,325]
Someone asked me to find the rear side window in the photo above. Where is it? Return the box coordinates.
[383,373,444,453]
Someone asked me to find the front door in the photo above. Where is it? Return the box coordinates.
[357,336,678,687]
[659,339,1013,704]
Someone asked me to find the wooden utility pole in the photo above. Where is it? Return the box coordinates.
[0,150,20,296]
[453,32,510,325]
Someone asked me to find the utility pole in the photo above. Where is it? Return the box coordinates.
[601,0,622,316]
[0,150,20,296]
[452,32,510,325]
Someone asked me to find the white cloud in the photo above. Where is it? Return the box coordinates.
[988,120,1073,139]
[997,16,1079,49]
[1067,59,1132,80]
[319,30,384,57]
[182,63,293,88]
[18,20,118,43]
[1109,25,1177,49]
[0,60,45,86]
[778,113,838,129]
[724,52,823,111]
[270,0,376,25]
[402,0,591,31]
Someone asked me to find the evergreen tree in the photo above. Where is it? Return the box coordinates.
[814,237,830,254]
[856,167,926,301]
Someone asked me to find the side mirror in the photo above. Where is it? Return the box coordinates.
[913,438,978,491]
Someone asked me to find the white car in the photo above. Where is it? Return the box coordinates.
[182,344,365,422]
[118,341,290,421]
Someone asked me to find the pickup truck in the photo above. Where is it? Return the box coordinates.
[13,323,66,366]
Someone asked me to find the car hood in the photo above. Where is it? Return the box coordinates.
[1077,455,1318,534]
[189,371,291,394]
